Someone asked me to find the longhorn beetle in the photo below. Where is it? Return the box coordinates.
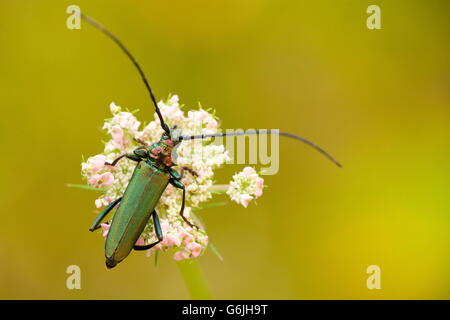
[80,14,342,269]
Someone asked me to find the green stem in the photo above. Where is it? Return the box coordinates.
[176,260,213,299]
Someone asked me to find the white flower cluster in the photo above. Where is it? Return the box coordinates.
[227,167,265,208]
[81,95,265,262]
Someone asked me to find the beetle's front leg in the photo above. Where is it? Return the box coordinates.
[134,137,148,147]
[169,166,199,180]
[170,178,200,230]
[181,166,199,178]
[169,167,182,180]
[105,153,141,167]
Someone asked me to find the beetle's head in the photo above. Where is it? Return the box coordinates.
[152,126,182,167]
[159,125,182,147]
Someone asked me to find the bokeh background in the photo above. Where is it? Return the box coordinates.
[0,0,448,299]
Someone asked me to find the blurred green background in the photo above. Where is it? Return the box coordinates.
[0,0,448,299]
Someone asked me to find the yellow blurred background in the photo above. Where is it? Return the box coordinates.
[0,0,448,299]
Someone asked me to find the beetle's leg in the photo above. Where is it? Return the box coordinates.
[169,166,199,181]
[134,210,163,250]
[105,153,141,167]
[89,197,122,231]
[134,137,148,147]
[181,166,199,178]
[169,167,182,180]
[170,179,200,229]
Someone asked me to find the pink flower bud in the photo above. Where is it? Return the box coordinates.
[111,125,124,145]
[173,251,189,261]
[101,223,110,237]
[164,233,182,247]
[98,172,115,188]
[240,194,253,208]
[183,234,194,245]
[255,177,265,198]
[89,155,106,173]
[206,118,218,129]
[135,238,145,246]
[243,166,256,177]
[88,174,101,186]
[186,242,202,258]
[160,220,170,233]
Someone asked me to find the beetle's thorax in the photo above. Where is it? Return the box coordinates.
[148,138,176,167]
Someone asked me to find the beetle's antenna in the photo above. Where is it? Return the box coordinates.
[179,130,342,167]
[80,13,170,133]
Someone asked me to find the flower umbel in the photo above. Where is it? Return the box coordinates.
[81,95,265,262]
[227,167,265,208]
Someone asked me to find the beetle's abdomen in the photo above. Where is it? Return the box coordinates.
[105,161,170,264]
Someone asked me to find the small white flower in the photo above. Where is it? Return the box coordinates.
[168,94,179,106]
[110,102,121,115]
[227,166,265,207]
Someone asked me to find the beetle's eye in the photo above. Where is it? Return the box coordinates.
[170,128,182,142]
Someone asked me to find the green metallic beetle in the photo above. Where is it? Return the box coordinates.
[81,14,341,269]
[89,130,194,269]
